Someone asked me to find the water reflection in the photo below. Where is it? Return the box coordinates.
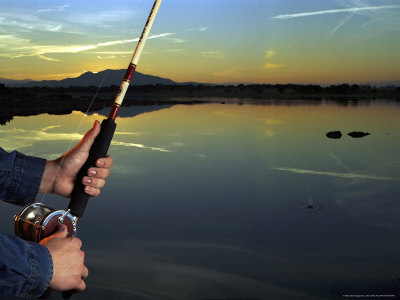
[1,101,400,299]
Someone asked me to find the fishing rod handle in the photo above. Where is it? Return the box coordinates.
[68,118,116,218]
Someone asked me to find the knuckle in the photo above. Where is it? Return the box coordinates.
[91,178,103,188]
[71,237,82,248]
[82,176,89,185]
[98,179,106,188]
[73,276,81,286]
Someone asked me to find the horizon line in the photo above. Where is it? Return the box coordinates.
[1,69,399,87]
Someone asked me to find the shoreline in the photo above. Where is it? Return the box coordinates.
[1,85,399,125]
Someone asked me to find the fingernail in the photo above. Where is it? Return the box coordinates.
[85,186,92,193]
[83,177,91,184]
[89,170,96,176]
[97,160,105,167]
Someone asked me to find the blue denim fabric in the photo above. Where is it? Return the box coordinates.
[0,234,53,298]
[0,147,53,298]
[0,148,46,206]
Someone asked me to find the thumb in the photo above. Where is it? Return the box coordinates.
[52,224,69,238]
[76,120,100,153]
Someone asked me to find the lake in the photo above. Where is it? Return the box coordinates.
[1,100,400,299]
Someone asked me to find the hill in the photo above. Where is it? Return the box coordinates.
[0,69,176,87]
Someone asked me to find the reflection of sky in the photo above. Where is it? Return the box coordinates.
[0,111,173,159]
[1,102,400,298]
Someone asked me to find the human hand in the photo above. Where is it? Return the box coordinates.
[39,120,114,198]
[40,224,88,291]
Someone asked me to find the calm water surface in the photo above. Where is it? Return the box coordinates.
[1,101,400,299]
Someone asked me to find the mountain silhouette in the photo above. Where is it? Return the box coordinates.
[1,69,176,87]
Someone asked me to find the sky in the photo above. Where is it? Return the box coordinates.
[0,0,399,85]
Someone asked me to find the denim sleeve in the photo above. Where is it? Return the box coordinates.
[0,234,53,298]
[0,147,46,206]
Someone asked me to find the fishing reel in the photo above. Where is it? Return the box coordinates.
[12,119,117,243]
[14,203,77,242]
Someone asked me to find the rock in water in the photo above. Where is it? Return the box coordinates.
[348,131,370,138]
[326,131,342,139]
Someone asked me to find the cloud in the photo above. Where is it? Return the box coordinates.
[114,131,147,136]
[8,32,174,60]
[263,50,284,69]
[0,11,68,33]
[90,51,135,56]
[263,63,285,69]
[111,141,173,153]
[265,50,276,59]
[187,27,208,32]
[164,37,185,43]
[36,4,70,14]
[265,129,275,137]
[199,128,222,136]
[271,167,400,181]
[263,119,283,137]
[37,55,62,62]
[97,55,116,60]
[0,127,83,152]
[0,34,29,44]
[271,5,400,20]
[327,150,351,172]
[200,51,224,59]
[41,125,62,131]
[0,126,172,155]
[212,68,237,77]
[47,25,63,32]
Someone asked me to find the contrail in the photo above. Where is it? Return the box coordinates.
[271,167,400,181]
[10,33,174,60]
[272,5,400,20]
[330,12,355,35]
[326,150,351,172]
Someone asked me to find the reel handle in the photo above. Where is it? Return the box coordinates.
[68,118,116,218]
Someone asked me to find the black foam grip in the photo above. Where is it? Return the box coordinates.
[68,118,116,218]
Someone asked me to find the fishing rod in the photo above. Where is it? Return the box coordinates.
[13,0,162,290]
[68,0,162,223]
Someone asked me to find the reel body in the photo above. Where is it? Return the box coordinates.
[14,203,76,242]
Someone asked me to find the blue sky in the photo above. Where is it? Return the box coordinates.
[0,0,399,84]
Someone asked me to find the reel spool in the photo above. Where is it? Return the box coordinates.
[14,203,77,242]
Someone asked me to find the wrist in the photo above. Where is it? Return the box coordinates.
[39,160,59,194]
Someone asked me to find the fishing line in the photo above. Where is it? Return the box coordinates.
[39,71,110,204]
[39,0,146,204]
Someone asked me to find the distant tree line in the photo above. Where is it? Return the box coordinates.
[1,82,399,125]
[1,82,400,104]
